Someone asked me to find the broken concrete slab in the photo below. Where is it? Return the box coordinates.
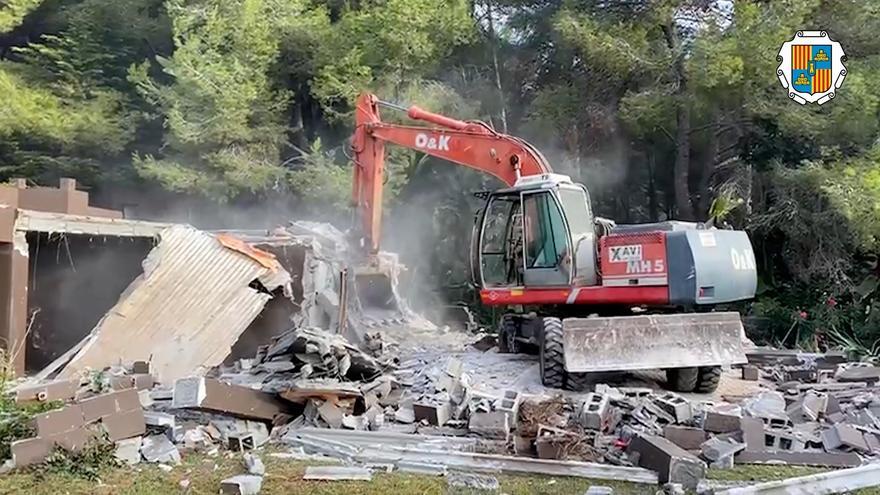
[741,365,759,381]
[34,404,84,437]
[141,434,181,464]
[78,389,140,423]
[14,379,79,404]
[785,391,826,423]
[10,438,53,468]
[739,417,765,452]
[55,225,288,384]
[703,411,741,434]
[469,411,510,441]
[101,408,146,442]
[700,437,745,462]
[172,377,288,421]
[822,423,870,452]
[734,450,861,468]
[413,401,451,426]
[717,462,880,494]
[663,426,706,451]
[584,487,614,495]
[836,365,880,384]
[627,434,706,489]
[303,466,372,481]
[244,453,265,476]
[317,401,344,429]
[114,437,143,465]
[220,474,263,495]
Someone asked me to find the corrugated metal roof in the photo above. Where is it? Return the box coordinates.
[16,209,172,237]
[58,224,284,383]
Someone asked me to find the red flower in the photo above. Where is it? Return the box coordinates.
[799,311,808,320]
[826,296,837,308]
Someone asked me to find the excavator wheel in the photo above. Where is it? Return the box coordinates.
[539,317,566,389]
[497,314,520,354]
[695,366,722,393]
[566,372,591,392]
[666,367,698,392]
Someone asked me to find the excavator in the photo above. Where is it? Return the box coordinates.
[350,92,756,392]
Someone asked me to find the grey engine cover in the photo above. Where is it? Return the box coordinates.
[666,229,757,305]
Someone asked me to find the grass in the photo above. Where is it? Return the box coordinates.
[3,446,880,495]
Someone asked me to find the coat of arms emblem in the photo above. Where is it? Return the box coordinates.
[777,31,847,105]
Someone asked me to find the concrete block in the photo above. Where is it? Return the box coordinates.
[619,387,653,398]
[535,436,563,460]
[741,365,759,381]
[498,390,520,429]
[822,423,870,453]
[317,401,344,429]
[513,435,533,455]
[11,437,52,467]
[413,402,451,426]
[50,427,94,452]
[764,428,805,451]
[663,425,706,450]
[141,434,181,464]
[34,405,84,437]
[144,411,176,429]
[627,434,706,490]
[703,411,740,433]
[654,393,692,424]
[784,366,816,382]
[244,453,265,475]
[836,365,880,383]
[14,379,79,404]
[700,437,745,461]
[229,431,255,451]
[132,361,151,374]
[579,393,610,431]
[172,377,287,421]
[101,408,146,442]
[78,389,140,423]
[739,417,765,452]
[220,474,263,495]
[394,407,415,424]
[469,411,510,441]
[785,391,826,423]
[114,437,143,465]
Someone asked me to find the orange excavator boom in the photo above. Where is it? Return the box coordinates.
[351,92,552,253]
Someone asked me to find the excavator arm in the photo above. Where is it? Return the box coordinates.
[351,92,552,253]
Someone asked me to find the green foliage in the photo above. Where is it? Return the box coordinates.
[37,440,121,480]
[0,0,42,33]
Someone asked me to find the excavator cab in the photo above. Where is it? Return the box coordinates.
[472,174,599,291]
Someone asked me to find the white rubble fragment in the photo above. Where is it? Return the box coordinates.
[244,453,266,476]
[114,437,143,465]
[141,434,181,464]
[220,474,263,495]
[303,466,373,481]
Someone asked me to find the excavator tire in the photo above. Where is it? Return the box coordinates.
[540,317,566,389]
[666,367,698,392]
[695,366,722,393]
[566,372,591,392]
[497,314,519,354]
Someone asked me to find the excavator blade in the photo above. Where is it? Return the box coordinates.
[562,312,747,373]
[354,268,400,312]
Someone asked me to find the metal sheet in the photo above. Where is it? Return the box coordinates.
[56,225,282,384]
[717,463,880,495]
[15,209,171,237]
[562,312,747,373]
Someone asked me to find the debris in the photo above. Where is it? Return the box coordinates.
[703,410,741,433]
[220,474,263,495]
[627,434,706,490]
[836,365,880,384]
[821,423,870,452]
[663,425,706,450]
[55,226,288,384]
[141,434,181,464]
[700,437,745,463]
[733,450,861,467]
[741,366,759,381]
[14,379,79,404]
[413,401,451,426]
[244,453,265,476]
[114,437,143,465]
[229,432,255,451]
[172,377,289,421]
[716,463,880,495]
[398,461,447,475]
[579,393,611,431]
[447,472,500,491]
[302,466,373,481]
[317,401,344,429]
